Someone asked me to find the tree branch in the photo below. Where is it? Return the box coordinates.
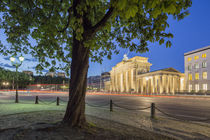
[58,6,72,33]
[91,7,114,34]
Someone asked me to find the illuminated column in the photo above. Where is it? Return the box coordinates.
[115,73,118,92]
[120,73,123,92]
[168,75,171,93]
[140,78,143,93]
[125,71,129,92]
[152,76,155,93]
[172,76,175,94]
[155,76,158,93]
[127,70,130,91]
[118,73,120,92]
[136,79,139,93]
[169,76,173,94]
[111,75,114,91]
[159,75,163,94]
[165,75,169,93]
[154,76,157,93]
[177,76,180,91]
[163,75,167,94]
[112,73,114,92]
[131,69,134,90]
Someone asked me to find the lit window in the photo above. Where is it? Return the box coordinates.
[202,62,207,68]
[188,57,192,61]
[195,84,199,92]
[194,63,199,69]
[203,84,207,91]
[194,56,199,60]
[203,72,207,79]
[188,74,192,80]
[202,53,206,58]
[189,84,192,92]
[195,73,199,80]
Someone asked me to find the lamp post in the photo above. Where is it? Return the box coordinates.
[10,56,24,103]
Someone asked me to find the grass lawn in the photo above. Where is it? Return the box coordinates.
[0,99,66,116]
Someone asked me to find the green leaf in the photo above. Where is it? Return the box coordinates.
[166,41,172,48]
[159,38,164,45]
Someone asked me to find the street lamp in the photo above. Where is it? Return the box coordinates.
[10,55,24,103]
[2,82,9,89]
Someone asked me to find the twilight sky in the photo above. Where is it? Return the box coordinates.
[0,0,210,76]
[89,0,210,76]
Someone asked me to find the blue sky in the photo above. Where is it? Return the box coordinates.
[1,0,210,76]
[89,0,210,76]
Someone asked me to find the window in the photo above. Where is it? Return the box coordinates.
[202,62,207,68]
[194,64,199,69]
[195,73,199,80]
[203,84,207,91]
[189,84,192,92]
[188,65,192,71]
[194,56,199,60]
[194,63,199,69]
[202,72,207,79]
[188,57,192,62]
[188,74,192,80]
[195,84,199,92]
[202,53,206,58]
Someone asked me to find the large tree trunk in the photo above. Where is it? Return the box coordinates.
[63,33,90,127]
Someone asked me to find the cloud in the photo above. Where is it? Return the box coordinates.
[3,57,10,61]
[24,58,37,62]
[0,63,14,69]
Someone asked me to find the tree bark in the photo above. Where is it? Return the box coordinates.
[63,32,90,127]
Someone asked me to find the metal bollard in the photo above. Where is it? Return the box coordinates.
[110,99,113,112]
[151,103,155,119]
[35,96,39,104]
[57,97,59,106]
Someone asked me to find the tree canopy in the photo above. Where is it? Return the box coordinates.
[0,0,192,127]
[0,0,191,72]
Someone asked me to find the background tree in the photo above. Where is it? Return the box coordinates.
[0,0,192,127]
[0,67,32,89]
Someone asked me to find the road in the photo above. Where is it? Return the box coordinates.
[1,91,210,122]
[87,94,210,122]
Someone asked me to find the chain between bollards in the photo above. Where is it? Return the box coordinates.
[57,97,59,106]
[110,99,113,112]
[35,96,39,104]
[151,103,155,119]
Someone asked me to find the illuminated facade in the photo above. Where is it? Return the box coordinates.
[184,46,210,92]
[136,68,185,94]
[106,56,185,94]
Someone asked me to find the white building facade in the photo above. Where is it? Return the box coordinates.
[184,46,210,92]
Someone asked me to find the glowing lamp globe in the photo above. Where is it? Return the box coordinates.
[10,57,15,62]
[19,56,24,62]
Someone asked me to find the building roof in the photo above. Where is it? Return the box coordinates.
[137,67,183,77]
[156,67,181,73]
[113,56,151,68]
[184,45,210,56]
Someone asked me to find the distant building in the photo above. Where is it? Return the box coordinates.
[23,70,33,76]
[87,75,101,90]
[46,72,56,77]
[57,72,65,78]
[101,72,110,90]
[184,46,210,92]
